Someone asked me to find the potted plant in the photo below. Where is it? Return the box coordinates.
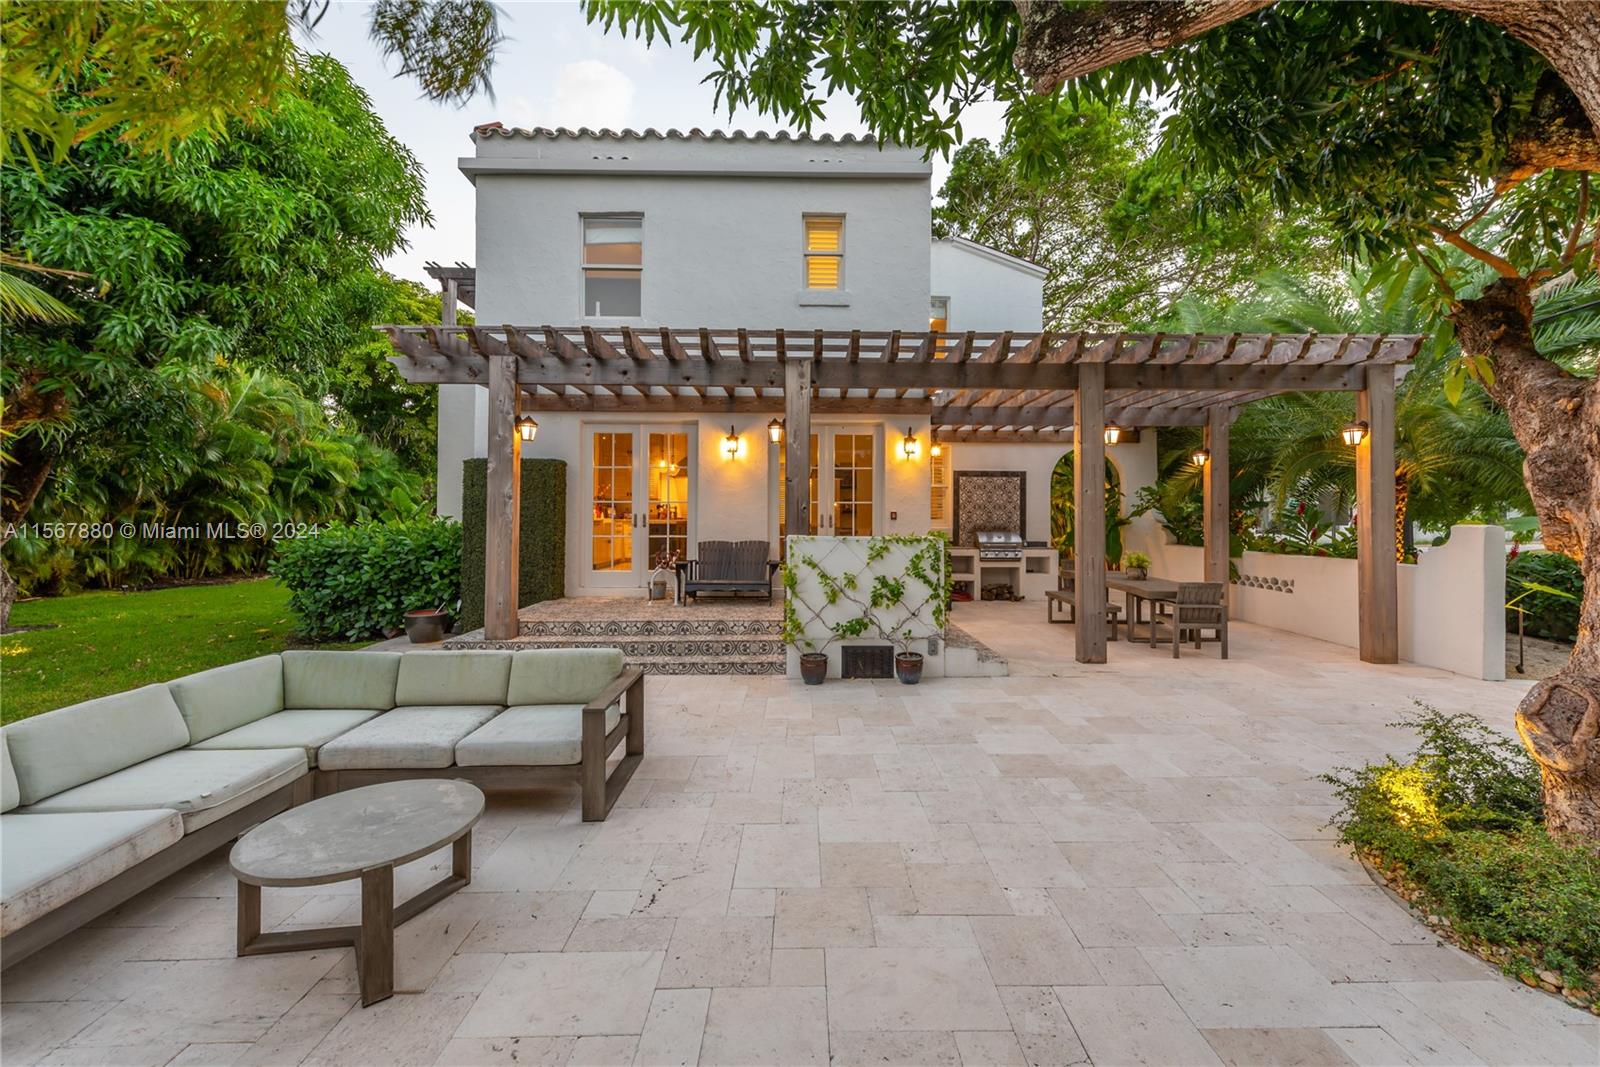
[893,629,924,685]
[403,604,452,643]
[798,643,829,685]
[1122,551,1151,581]
[648,549,679,602]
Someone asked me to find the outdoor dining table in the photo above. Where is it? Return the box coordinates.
[1105,575,1180,646]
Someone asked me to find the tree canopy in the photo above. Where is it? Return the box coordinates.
[1,0,503,165]
[2,52,437,592]
[932,105,1334,330]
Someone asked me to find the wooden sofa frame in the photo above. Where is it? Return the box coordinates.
[320,666,647,821]
[1,666,646,969]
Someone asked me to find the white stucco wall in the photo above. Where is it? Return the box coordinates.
[930,239,1046,332]
[1125,524,1507,679]
[438,132,935,520]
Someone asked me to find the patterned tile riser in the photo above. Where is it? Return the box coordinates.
[516,619,781,638]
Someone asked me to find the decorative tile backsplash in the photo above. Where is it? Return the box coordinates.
[953,471,1025,548]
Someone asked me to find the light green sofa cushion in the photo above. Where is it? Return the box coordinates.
[506,649,624,706]
[0,809,183,936]
[317,706,501,770]
[3,685,191,806]
[2,734,18,814]
[167,655,285,744]
[454,704,623,768]
[394,650,512,707]
[281,651,400,711]
[21,747,307,832]
[191,708,381,766]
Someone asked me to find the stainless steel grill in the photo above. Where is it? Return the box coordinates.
[976,530,1023,562]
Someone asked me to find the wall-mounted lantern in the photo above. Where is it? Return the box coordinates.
[900,428,920,461]
[1104,423,1123,446]
[768,418,783,444]
[516,414,539,443]
[1190,446,1211,467]
[929,438,942,459]
[1341,420,1369,447]
[723,425,742,460]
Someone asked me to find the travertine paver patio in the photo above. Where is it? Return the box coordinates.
[5,601,1599,1066]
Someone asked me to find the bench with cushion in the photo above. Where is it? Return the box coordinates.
[0,646,643,967]
[676,539,778,602]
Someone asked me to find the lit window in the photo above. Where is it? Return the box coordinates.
[582,215,642,316]
[930,442,951,524]
[804,216,843,289]
[929,296,949,333]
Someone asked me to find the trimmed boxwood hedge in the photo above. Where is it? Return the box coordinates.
[270,519,461,640]
[458,458,566,632]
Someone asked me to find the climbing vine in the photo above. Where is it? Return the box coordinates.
[781,534,948,653]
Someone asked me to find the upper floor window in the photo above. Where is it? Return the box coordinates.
[582,215,642,316]
[804,215,843,290]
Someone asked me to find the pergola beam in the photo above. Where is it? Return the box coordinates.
[1356,365,1399,663]
[1073,364,1108,664]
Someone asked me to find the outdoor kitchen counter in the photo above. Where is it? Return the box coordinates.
[949,546,1058,602]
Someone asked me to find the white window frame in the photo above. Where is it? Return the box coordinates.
[580,213,644,318]
[802,214,845,291]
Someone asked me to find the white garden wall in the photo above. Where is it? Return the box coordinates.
[784,535,986,679]
[1125,524,1506,680]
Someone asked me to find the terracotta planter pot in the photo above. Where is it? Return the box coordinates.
[894,652,924,685]
[799,652,828,685]
[404,609,451,643]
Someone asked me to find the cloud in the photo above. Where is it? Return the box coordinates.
[546,60,635,130]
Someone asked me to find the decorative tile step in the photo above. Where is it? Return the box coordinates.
[510,634,785,658]
[517,618,781,638]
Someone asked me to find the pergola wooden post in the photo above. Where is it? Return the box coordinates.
[1203,406,1231,588]
[483,353,521,641]
[1073,364,1107,663]
[784,358,812,541]
[1356,364,1399,663]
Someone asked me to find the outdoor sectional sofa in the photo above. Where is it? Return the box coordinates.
[0,647,643,966]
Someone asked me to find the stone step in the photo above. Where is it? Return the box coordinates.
[511,634,785,659]
[518,618,780,638]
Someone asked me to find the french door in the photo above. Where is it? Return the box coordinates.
[587,425,694,588]
[777,426,879,542]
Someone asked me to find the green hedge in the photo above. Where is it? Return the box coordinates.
[459,458,566,632]
[269,519,461,640]
[1506,551,1584,640]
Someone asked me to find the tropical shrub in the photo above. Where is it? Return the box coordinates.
[1323,707,1600,1005]
[270,519,461,641]
[1506,551,1584,641]
[3,367,426,593]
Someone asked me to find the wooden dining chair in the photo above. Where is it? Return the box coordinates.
[1156,581,1228,659]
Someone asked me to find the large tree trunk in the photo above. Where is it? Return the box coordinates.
[1454,277,1600,842]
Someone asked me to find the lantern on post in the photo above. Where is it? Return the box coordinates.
[516,414,539,443]
[768,418,783,444]
[1341,420,1369,447]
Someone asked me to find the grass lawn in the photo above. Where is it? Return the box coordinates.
[1,578,360,723]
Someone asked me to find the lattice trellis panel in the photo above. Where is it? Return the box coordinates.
[784,535,946,652]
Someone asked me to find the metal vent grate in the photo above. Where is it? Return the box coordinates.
[841,644,894,680]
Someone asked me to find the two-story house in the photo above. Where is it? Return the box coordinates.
[435,125,1155,598]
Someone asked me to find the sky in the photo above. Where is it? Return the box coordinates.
[300,1,1008,284]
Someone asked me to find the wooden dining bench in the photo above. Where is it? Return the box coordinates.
[1045,585,1123,640]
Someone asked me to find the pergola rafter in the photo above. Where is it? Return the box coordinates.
[382,323,1416,665]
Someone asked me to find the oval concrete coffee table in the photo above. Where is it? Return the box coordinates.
[230,779,485,1007]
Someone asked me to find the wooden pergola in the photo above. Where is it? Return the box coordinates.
[383,324,1420,665]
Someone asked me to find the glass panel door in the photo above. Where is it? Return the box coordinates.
[590,429,636,585]
[831,430,875,536]
[646,431,691,568]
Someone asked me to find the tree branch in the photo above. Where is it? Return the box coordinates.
[1427,225,1523,278]
[1013,0,1273,92]
[1561,173,1591,266]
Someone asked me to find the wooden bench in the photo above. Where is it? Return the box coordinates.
[676,540,779,602]
[1046,588,1123,640]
